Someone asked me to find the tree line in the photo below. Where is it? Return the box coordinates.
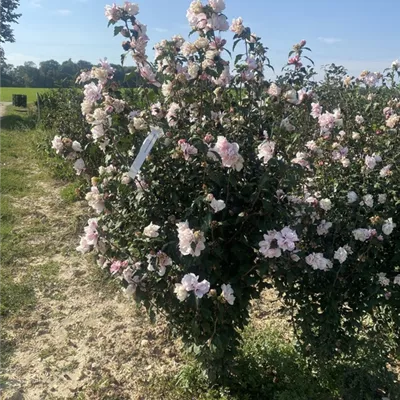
[1,58,138,88]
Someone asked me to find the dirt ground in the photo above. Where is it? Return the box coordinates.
[0,164,184,399]
[0,102,13,118]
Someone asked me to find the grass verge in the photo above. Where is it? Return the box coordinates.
[0,87,51,103]
[0,106,61,380]
[0,105,37,129]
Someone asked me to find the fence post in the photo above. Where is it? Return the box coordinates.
[36,92,41,123]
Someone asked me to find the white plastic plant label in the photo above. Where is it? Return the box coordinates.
[128,126,164,179]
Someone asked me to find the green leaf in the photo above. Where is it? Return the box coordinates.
[206,68,219,78]
[223,48,232,58]
[114,26,124,36]
[303,55,315,66]
[234,54,244,65]
[208,171,224,186]
[192,140,209,154]
[121,52,128,66]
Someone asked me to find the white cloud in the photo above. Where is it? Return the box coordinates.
[55,9,72,16]
[154,27,168,33]
[318,37,342,44]
[29,0,42,8]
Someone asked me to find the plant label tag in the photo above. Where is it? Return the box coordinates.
[128,126,164,179]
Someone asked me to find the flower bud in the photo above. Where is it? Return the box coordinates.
[122,41,131,51]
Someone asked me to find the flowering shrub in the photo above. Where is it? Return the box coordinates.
[38,89,106,180]
[52,0,400,378]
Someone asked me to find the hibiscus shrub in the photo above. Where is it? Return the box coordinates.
[38,88,104,180]
[51,0,400,380]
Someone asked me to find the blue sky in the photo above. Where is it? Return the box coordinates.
[3,0,400,78]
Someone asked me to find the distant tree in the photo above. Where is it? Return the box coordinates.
[111,64,139,88]
[1,57,139,88]
[39,59,61,88]
[111,63,125,85]
[59,58,79,87]
[0,0,22,62]
[0,61,15,86]
[12,62,39,87]
[76,60,93,71]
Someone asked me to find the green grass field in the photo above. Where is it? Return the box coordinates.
[0,87,51,103]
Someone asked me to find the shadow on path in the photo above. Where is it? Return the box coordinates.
[0,111,36,131]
